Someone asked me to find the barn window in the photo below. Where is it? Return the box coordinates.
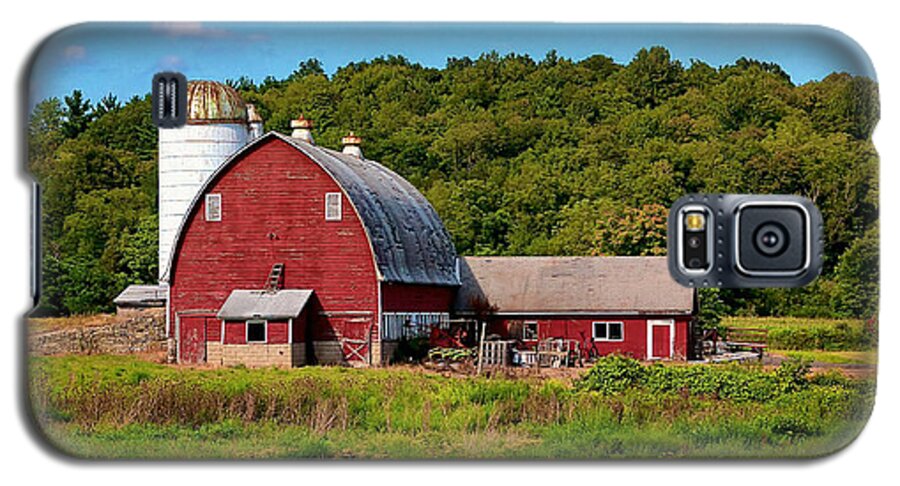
[325,192,342,221]
[246,320,266,343]
[522,321,538,341]
[593,322,624,341]
[205,193,222,222]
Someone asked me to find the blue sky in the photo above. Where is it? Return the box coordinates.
[27,23,876,109]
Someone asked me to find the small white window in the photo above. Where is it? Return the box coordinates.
[523,321,538,341]
[593,322,624,342]
[205,194,222,222]
[325,192,342,221]
[246,320,266,343]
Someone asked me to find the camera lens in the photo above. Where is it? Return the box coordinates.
[753,223,788,256]
[687,235,702,249]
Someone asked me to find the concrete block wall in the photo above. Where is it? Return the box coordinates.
[206,342,305,368]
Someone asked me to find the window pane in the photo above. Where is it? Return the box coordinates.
[593,322,607,339]
[523,322,538,340]
[325,193,342,220]
[609,323,623,340]
[247,321,265,342]
[205,194,221,221]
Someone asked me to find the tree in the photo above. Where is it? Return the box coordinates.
[620,46,685,108]
[697,288,729,332]
[289,58,325,80]
[61,89,94,138]
[94,93,121,117]
[593,203,668,256]
[27,98,65,173]
[832,226,879,318]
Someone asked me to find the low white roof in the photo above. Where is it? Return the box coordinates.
[217,289,313,320]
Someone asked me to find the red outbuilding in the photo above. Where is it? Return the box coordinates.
[455,256,696,361]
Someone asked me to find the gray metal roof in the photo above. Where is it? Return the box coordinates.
[114,284,167,308]
[279,134,459,286]
[455,256,694,315]
[164,131,459,286]
[217,289,314,320]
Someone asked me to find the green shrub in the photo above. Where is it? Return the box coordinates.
[575,355,646,394]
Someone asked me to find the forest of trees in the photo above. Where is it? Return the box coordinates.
[28,47,879,321]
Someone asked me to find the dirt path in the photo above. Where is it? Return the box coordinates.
[763,352,877,379]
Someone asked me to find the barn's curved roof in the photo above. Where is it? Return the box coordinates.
[163,131,460,287]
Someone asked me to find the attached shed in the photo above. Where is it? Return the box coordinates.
[455,256,696,360]
[113,284,167,317]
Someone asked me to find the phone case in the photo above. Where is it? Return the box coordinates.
[26,22,879,459]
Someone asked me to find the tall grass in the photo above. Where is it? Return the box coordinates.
[29,355,875,459]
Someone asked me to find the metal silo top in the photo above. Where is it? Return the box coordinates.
[186,80,248,124]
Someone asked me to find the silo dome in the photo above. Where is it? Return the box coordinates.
[186,81,248,123]
[158,80,260,280]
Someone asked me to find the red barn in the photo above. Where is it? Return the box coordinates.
[455,257,696,361]
[164,131,459,367]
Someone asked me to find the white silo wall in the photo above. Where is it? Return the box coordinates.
[158,123,250,279]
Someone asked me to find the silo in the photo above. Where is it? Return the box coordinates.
[158,80,255,280]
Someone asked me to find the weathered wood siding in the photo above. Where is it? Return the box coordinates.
[169,138,379,362]
[381,283,456,312]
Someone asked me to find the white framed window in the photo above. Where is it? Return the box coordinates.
[246,320,267,343]
[593,321,624,342]
[325,192,342,221]
[522,321,539,341]
[205,193,222,222]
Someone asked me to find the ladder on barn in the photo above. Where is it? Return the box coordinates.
[265,263,284,292]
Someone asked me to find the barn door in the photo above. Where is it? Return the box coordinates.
[179,315,208,364]
[647,319,674,360]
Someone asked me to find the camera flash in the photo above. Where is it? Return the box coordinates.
[685,212,706,231]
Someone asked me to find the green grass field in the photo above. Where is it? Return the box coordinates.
[28,354,874,459]
[722,317,877,352]
[769,350,877,365]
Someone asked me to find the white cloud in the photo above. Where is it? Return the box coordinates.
[151,22,227,38]
[62,45,86,61]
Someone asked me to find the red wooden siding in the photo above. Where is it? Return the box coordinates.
[267,321,289,344]
[169,138,380,359]
[224,321,246,344]
[205,318,222,343]
[381,283,456,312]
[488,316,691,360]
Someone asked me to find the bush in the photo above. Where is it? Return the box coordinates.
[767,323,875,351]
[578,356,812,402]
[575,355,646,394]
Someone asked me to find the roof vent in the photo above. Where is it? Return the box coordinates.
[290,115,314,143]
[341,131,363,158]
